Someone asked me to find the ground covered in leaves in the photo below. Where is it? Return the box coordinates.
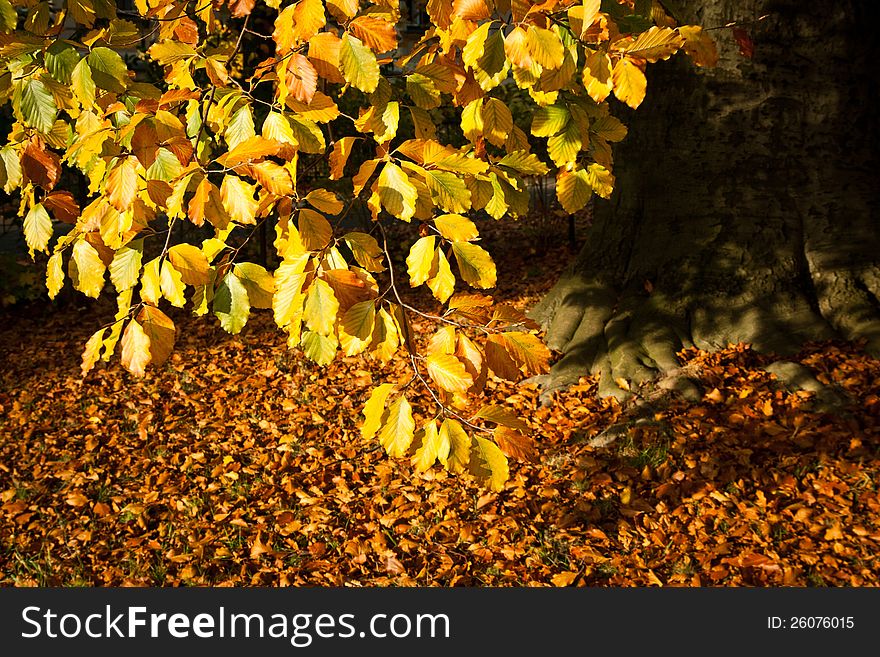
[1,215,879,587]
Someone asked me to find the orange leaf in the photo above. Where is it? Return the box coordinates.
[349,16,398,53]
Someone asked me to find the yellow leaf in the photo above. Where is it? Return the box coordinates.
[495,331,551,375]
[343,232,384,272]
[273,253,309,326]
[618,26,683,63]
[452,241,496,289]
[378,162,417,222]
[159,260,186,307]
[140,256,161,305]
[220,175,258,224]
[109,240,143,292]
[70,239,106,298]
[586,162,615,199]
[330,136,356,180]
[468,436,509,491]
[23,203,52,257]
[222,136,283,168]
[261,111,297,146]
[298,208,333,250]
[274,0,325,54]
[547,120,582,167]
[439,419,470,473]
[378,395,415,458]
[434,214,478,242]
[234,262,275,309]
[305,189,343,215]
[81,327,105,376]
[406,235,436,287]
[556,168,591,214]
[427,325,457,356]
[427,248,455,303]
[582,49,613,103]
[369,307,399,363]
[47,251,64,299]
[106,156,138,211]
[120,319,151,377]
[412,420,445,473]
[339,32,379,94]
[303,277,338,336]
[426,353,474,393]
[361,382,395,441]
[679,25,719,67]
[476,405,531,433]
[526,26,564,70]
[167,243,211,286]
[480,97,513,148]
[612,57,647,109]
[341,299,375,340]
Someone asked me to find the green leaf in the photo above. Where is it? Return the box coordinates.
[468,436,509,491]
[225,104,256,150]
[87,47,128,93]
[378,395,415,458]
[109,240,143,292]
[20,79,57,134]
[339,32,379,93]
[214,271,251,334]
[71,58,96,107]
[23,203,52,256]
[452,242,496,289]
[45,42,80,84]
[301,330,338,365]
[145,148,182,181]
[362,382,395,441]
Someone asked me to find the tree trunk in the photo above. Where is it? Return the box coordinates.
[531,0,880,400]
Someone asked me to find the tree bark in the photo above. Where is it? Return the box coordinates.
[531,0,880,400]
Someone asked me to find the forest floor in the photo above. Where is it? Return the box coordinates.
[1,211,879,587]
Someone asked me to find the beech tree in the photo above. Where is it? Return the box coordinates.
[533,0,880,401]
[0,0,716,489]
